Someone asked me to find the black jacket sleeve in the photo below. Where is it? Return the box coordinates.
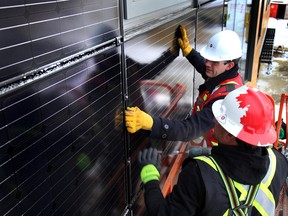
[147,49,215,141]
[143,160,205,216]
[185,49,207,79]
[150,105,215,141]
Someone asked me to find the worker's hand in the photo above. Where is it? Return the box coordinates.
[138,147,162,184]
[169,26,181,56]
[178,25,193,57]
[114,106,123,131]
[125,106,153,133]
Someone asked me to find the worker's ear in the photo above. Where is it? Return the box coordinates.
[223,132,237,145]
[225,61,235,70]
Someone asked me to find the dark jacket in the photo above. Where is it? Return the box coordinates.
[143,145,288,216]
[150,49,243,141]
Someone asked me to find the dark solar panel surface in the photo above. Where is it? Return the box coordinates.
[0,0,223,215]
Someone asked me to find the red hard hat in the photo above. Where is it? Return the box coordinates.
[212,86,276,146]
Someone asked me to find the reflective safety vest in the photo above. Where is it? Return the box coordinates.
[195,148,277,216]
[191,73,243,147]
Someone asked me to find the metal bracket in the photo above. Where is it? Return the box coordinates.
[116,36,123,46]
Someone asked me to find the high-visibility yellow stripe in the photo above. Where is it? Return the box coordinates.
[252,199,269,216]
[233,179,275,215]
[203,94,208,101]
[260,182,275,205]
[264,148,276,186]
[234,182,248,201]
[195,149,276,216]
[223,209,229,216]
[194,156,216,170]
[193,136,204,144]
[210,157,245,216]
[219,81,238,85]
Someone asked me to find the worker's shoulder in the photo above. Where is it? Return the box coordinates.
[182,156,214,170]
[182,156,223,184]
[206,82,241,106]
[179,157,204,179]
[272,148,288,167]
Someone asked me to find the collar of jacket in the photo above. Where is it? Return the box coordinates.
[199,65,239,93]
[211,144,269,185]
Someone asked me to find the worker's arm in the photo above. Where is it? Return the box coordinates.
[125,105,215,141]
[150,106,215,141]
[143,159,205,216]
[178,25,207,78]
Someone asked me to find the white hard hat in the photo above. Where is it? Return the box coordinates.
[200,30,242,61]
[212,86,276,147]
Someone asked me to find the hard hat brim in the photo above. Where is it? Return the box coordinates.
[200,46,220,61]
[200,46,242,62]
[200,46,218,61]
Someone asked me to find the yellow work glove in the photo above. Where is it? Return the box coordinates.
[178,25,193,57]
[125,106,153,133]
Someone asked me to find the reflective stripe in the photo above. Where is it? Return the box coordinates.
[193,136,204,144]
[194,156,216,170]
[233,183,249,201]
[209,157,257,216]
[222,81,238,85]
[193,80,241,147]
[262,148,276,186]
[252,199,268,216]
[223,209,229,216]
[234,182,275,216]
[195,149,276,215]
[211,141,218,146]
[253,183,275,216]
[203,94,208,101]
